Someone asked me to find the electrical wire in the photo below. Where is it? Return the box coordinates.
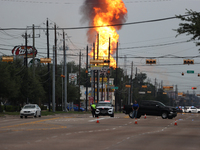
[0,13,198,31]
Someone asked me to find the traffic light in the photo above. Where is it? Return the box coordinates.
[183,59,194,64]
[198,73,200,77]
[2,56,13,62]
[146,59,156,64]
[182,72,184,76]
[191,87,197,90]
[40,58,51,64]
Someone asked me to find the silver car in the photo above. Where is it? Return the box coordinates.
[20,104,41,118]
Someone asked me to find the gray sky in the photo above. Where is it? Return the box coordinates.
[0,0,200,93]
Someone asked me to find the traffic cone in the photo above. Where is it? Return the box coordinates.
[96,117,99,123]
[174,119,177,126]
[144,114,146,119]
[135,119,138,124]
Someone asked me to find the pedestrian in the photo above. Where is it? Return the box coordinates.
[132,100,139,119]
[91,102,96,118]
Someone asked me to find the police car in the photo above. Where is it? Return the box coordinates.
[95,101,114,117]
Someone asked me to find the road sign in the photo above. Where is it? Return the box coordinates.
[125,85,131,88]
[91,66,102,70]
[142,85,147,88]
[90,59,104,64]
[187,70,194,73]
[111,87,118,90]
[163,86,173,90]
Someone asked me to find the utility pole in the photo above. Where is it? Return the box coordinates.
[52,46,55,112]
[79,51,81,111]
[130,61,133,104]
[155,78,157,97]
[46,19,51,112]
[63,30,67,112]
[115,42,118,112]
[93,43,95,103]
[32,24,35,77]
[54,23,58,110]
[97,34,99,103]
[25,32,28,67]
[86,45,88,111]
[107,37,110,100]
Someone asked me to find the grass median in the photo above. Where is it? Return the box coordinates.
[0,110,92,117]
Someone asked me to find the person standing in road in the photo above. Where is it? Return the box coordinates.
[132,100,139,119]
[91,102,96,118]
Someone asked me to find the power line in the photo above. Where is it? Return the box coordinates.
[0,13,197,31]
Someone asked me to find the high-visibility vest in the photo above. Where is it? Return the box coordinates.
[91,104,96,109]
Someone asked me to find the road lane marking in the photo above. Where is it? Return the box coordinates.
[0,117,71,131]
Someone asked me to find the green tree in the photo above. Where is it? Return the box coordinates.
[174,9,200,50]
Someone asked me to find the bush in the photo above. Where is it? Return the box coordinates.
[41,105,47,110]
[0,105,3,112]
[4,105,20,112]
[56,106,62,111]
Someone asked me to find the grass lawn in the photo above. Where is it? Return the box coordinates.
[0,110,91,117]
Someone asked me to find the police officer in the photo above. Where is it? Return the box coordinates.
[91,102,96,118]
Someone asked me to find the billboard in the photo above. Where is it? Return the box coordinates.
[12,46,37,58]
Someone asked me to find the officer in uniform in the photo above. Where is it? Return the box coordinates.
[91,102,96,118]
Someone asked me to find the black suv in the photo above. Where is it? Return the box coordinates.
[123,100,177,119]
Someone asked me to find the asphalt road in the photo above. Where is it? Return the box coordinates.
[0,113,200,150]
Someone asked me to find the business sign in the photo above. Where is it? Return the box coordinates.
[139,91,145,94]
[69,73,77,84]
[12,45,37,57]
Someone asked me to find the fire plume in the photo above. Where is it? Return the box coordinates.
[80,0,127,68]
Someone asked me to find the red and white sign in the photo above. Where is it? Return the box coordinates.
[89,97,94,104]
[12,46,37,58]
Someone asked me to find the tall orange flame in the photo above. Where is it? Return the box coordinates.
[81,0,127,68]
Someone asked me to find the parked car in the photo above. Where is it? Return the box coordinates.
[185,106,198,113]
[123,100,177,119]
[176,107,183,113]
[20,104,41,118]
[67,105,85,111]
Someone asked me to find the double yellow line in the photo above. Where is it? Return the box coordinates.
[0,117,72,131]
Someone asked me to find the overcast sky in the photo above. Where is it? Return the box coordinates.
[0,0,200,93]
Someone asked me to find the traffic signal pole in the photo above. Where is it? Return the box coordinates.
[93,43,95,104]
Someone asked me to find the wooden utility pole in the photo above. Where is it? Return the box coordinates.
[79,51,81,111]
[32,24,35,77]
[46,19,51,112]
[115,42,118,112]
[25,32,28,67]
[63,30,67,112]
[107,37,110,100]
[97,34,99,103]
[86,45,88,111]
[54,23,58,110]
[130,61,133,104]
